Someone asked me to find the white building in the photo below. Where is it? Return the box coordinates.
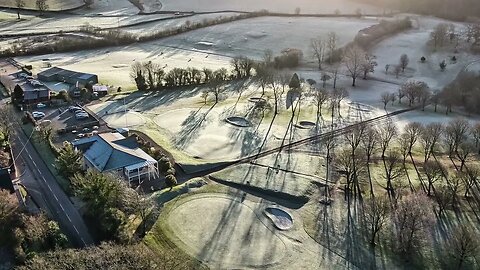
[73,132,159,186]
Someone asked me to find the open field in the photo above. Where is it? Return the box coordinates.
[160,0,383,14]
[0,0,83,10]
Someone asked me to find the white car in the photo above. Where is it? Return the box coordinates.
[92,126,99,130]
[36,103,46,109]
[75,113,89,120]
[77,133,85,138]
[32,111,45,119]
[69,106,82,112]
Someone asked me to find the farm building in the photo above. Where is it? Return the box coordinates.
[72,132,160,186]
[37,67,98,88]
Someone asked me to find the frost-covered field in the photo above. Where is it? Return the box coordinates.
[160,0,382,14]
[15,16,377,87]
[371,16,475,90]
[143,16,378,58]
[0,0,83,10]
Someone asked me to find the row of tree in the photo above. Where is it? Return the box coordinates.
[0,190,68,264]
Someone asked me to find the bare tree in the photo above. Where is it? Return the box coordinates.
[381,92,395,109]
[362,127,379,197]
[430,23,448,49]
[344,125,366,199]
[401,81,429,107]
[464,166,479,197]
[472,123,480,154]
[444,225,479,269]
[363,195,390,246]
[360,54,378,80]
[35,0,49,14]
[400,54,409,72]
[327,32,339,63]
[405,122,423,154]
[392,193,434,257]
[320,73,331,88]
[311,38,326,70]
[383,150,404,199]
[435,184,453,216]
[336,148,355,199]
[423,160,444,196]
[456,141,474,171]
[332,87,349,113]
[444,118,471,156]
[313,88,329,119]
[15,0,25,19]
[394,65,402,79]
[420,123,443,163]
[397,87,406,104]
[330,64,341,89]
[379,121,398,158]
[343,45,365,87]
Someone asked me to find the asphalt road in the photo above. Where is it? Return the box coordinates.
[12,125,94,247]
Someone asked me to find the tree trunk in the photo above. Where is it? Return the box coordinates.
[352,77,356,87]
[17,11,21,20]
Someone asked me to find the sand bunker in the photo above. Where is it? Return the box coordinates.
[265,207,294,231]
[225,116,251,127]
[167,195,286,268]
[295,121,316,130]
[248,97,267,103]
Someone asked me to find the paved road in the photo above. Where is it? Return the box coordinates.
[11,125,94,247]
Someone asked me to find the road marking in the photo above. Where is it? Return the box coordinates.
[17,132,91,246]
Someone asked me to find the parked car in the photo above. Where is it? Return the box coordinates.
[82,127,90,132]
[36,103,46,109]
[32,111,45,119]
[69,106,82,112]
[77,133,85,138]
[91,131,99,135]
[92,126,99,130]
[75,113,89,120]
[72,130,78,134]
[39,119,51,125]
[74,109,85,114]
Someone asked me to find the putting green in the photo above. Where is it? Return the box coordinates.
[166,195,286,268]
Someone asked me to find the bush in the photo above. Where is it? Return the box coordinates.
[273,48,303,69]
[355,18,412,48]
[165,174,177,189]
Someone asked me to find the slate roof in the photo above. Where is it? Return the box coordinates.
[73,133,155,172]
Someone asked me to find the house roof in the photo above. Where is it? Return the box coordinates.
[38,67,96,81]
[72,133,155,172]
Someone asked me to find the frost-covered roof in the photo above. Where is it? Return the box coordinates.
[72,133,155,172]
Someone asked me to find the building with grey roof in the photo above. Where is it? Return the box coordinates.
[72,132,159,186]
[37,67,98,88]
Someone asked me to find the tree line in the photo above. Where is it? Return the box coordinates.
[329,116,480,267]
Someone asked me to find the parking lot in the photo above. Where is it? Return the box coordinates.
[31,103,111,146]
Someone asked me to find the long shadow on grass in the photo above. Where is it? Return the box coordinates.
[174,103,215,149]
[197,188,283,268]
